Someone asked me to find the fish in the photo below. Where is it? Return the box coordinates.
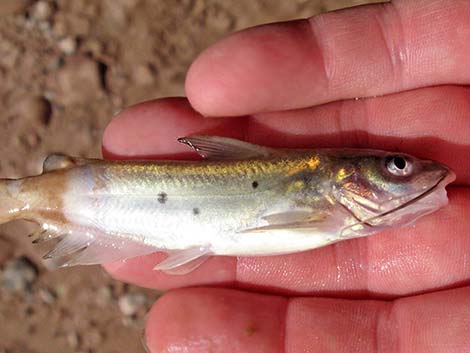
[0,135,455,274]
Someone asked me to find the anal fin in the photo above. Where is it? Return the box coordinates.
[29,223,63,244]
[32,223,159,268]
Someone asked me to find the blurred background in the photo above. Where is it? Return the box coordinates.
[0,1,379,352]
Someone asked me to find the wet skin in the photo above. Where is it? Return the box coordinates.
[102,0,470,352]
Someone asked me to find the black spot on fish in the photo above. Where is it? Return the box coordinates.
[158,192,167,204]
[252,181,259,189]
[192,207,200,215]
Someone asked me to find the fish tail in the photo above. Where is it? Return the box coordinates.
[0,179,26,224]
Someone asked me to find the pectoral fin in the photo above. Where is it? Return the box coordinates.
[239,222,320,233]
[262,211,321,224]
[177,135,276,160]
[153,245,212,275]
[241,210,328,233]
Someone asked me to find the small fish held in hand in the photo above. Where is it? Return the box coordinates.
[0,135,455,274]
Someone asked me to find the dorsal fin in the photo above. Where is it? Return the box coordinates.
[177,135,275,160]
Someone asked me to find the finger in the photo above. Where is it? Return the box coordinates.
[186,0,470,116]
[146,288,288,353]
[145,287,470,353]
[102,94,470,296]
[102,97,247,159]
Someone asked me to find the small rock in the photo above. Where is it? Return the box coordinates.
[132,64,154,85]
[31,1,54,21]
[95,285,112,306]
[2,257,38,292]
[58,37,77,55]
[38,20,51,32]
[0,40,20,68]
[66,331,80,349]
[54,57,104,104]
[0,0,31,16]
[207,5,234,32]
[82,39,103,57]
[54,284,68,298]
[38,287,57,304]
[15,96,52,126]
[121,315,135,327]
[104,0,127,24]
[52,16,67,37]
[118,293,147,316]
[111,95,124,111]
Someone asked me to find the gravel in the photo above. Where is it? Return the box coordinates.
[30,1,54,22]
[118,293,148,316]
[1,257,38,292]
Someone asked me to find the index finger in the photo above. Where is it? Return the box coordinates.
[186,0,470,116]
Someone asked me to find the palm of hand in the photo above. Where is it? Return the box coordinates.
[102,1,470,352]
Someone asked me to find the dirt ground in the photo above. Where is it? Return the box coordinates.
[0,1,380,352]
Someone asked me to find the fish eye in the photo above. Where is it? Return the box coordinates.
[386,155,413,176]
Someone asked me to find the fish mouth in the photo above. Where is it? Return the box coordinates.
[336,167,456,238]
[359,168,455,228]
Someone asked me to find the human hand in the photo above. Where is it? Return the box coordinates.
[102,1,470,352]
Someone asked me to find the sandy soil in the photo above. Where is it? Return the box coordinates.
[0,1,379,352]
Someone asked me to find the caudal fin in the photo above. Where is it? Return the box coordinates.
[0,179,26,224]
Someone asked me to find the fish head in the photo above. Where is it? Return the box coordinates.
[330,150,455,234]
